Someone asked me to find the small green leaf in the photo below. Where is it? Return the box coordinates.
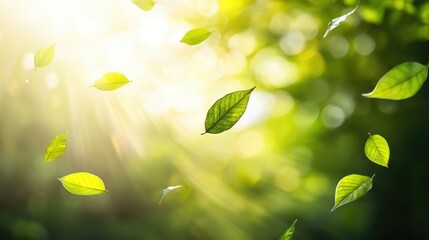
[34,44,55,68]
[365,133,390,167]
[203,87,255,135]
[92,72,131,91]
[279,219,298,240]
[180,28,211,45]
[323,1,359,38]
[58,172,108,195]
[131,0,155,11]
[331,174,374,212]
[44,132,67,162]
[362,62,428,100]
[159,185,189,205]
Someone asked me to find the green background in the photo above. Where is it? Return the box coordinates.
[0,0,428,239]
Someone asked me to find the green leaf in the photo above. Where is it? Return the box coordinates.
[180,28,211,45]
[159,185,189,205]
[323,1,359,38]
[58,172,108,195]
[362,62,428,100]
[92,72,131,91]
[365,133,390,167]
[203,87,255,135]
[44,132,67,163]
[34,44,55,68]
[131,0,155,11]
[331,174,374,212]
[279,219,298,240]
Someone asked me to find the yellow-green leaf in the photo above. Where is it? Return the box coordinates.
[44,132,67,163]
[203,87,255,135]
[362,62,428,100]
[331,174,374,212]
[180,28,211,45]
[159,185,190,205]
[279,219,298,240]
[131,0,155,11]
[58,172,108,195]
[92,72,131,91]
[365,133,390,167]
[34,44,55,68]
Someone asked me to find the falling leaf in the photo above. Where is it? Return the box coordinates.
[180,28,211,45]
[331,174,374,212]
[58,172,108,195]
[44,132,67,163]
[159,185,189,205]
[279,219,298,240]
[131,0,155,11]
[202,87,255,135]
[92,72,131,91]
[362,62,428,100]
[365,133,390,167]
[34,44,56,69]
[323,1,360,38]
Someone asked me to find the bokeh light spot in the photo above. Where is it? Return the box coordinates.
[238,130,266,158]
[45,71,59,89]
[327,35,349,58]
[280,31,306,56]
[276,166,301,192]
[295,102,319,127]
[252,50,299,87]
[321,105,346,129]
[353,33,376,56]
[420,3,429,24]
[22,53,35,70]
[196,0,219,17]
[228,30,257,56]
[376,100,397,114]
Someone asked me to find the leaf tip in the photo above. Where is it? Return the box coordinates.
[201,132,207,135]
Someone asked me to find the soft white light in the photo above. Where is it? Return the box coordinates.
[228,31,257,56]
[196,0,218,17]
[253,55,298,87]
[22,53,34,70]
[45,71,59,89]
[321,105,345,129]
[280,31,306,56]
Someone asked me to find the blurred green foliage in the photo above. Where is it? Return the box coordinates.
[0,0,428,239]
